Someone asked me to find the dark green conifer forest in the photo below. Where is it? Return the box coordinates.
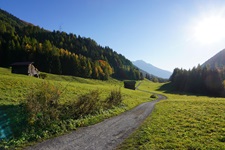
[170,65,225,97]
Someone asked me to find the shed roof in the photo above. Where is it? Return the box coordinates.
[11,62,34,66]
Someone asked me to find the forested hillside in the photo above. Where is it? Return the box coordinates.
[170,48,225,97]
[202,49,225,70]
[0,9,143,80]
[170,65,225,97]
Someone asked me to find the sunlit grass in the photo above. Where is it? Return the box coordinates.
[117,94,225,149]
[0,68,155,107]
[0,67,158,149]
[3,66,225,149]
[137,78,165,92]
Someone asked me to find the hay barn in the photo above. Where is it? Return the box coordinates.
[11,62,39,77]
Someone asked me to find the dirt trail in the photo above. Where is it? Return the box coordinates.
[26,91,166,150]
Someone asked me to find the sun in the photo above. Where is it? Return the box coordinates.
[193,15,225,44]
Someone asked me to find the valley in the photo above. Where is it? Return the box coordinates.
[1,5,225,150]
[1,68,225,149]
[118,82,225,149]
[0,67,155,149]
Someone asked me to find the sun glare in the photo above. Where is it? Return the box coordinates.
[193,16,225,44]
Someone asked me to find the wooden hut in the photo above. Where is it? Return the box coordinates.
[124,81,136,90]
[11,62,39,77]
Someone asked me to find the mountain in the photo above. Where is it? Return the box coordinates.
[169,49,225,97]
[202,49,225,69]
[132,60,172,79]
[0,9,143,80]
[135,67,168,83]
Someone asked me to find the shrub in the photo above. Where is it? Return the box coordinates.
[105,88,122,108]
[24,81,61,128]
[61,89,123,119]
[150,94,157,98]
[72,90,103,118]
[39,73,47,79]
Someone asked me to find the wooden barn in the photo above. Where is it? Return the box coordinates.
[124,80,136,90]
[11,62,39,77]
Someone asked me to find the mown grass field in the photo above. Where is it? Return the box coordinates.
[118,84,225,149]
[0,67,157,149]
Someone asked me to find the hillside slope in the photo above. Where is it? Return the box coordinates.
[202,49,225,69]
[0,67,158,149]
[0,9,142,80]
[133,60,172,79]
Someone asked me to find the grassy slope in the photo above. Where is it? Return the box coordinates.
[0,67,157,148]
[0,68,154,106]
[118,82,225,149]
[4,68,225,149]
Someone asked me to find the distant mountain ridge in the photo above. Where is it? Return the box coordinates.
[132,60,172,79]
[202,49,225,69]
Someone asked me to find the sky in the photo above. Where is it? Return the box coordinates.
[1,0,225,72]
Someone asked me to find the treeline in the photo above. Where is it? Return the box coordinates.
[170,65,225,97]
[0,9,143,80]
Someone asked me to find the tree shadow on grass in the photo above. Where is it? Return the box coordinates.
[157,82,174,93]
[156,82,206,97]
[0,104,26,141]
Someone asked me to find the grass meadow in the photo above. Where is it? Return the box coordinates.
[118,84,225,149]
[2,67,225,149]
[0,67,156,149]
[0,68,154,107]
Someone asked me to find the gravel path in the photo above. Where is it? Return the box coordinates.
[26,93,166,150]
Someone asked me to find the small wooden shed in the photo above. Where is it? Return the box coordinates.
[124,81,136,90]
[11,62,39,77]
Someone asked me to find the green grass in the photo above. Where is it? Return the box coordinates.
[5,67,225,149]
[0,67,157,149]
[117,93,225,149]
[137,79,165,92]
[0,68,154,106]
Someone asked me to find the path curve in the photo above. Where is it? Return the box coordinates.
[26,92,166,150]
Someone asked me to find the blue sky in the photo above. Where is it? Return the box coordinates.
[1,0,225,72]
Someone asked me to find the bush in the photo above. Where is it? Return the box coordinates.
[72,90,103,118]
[105,88,122,108]
[61,89,123,119]
[150,94,157,98]
[24,82,61,128]
[39,73,47,79]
